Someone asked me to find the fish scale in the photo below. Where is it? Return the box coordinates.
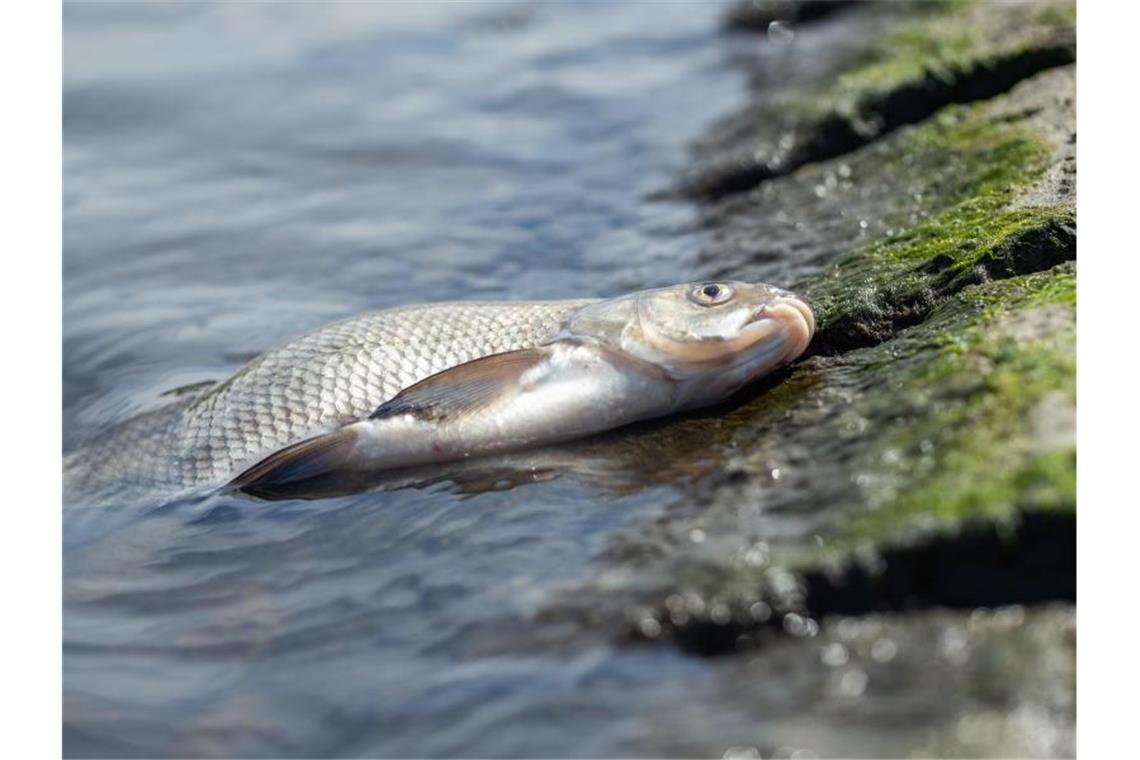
[65,299,594,501]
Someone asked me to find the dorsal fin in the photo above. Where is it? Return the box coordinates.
[230,427,360,494]
[370,347,552,422]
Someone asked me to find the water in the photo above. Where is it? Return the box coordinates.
[64,2,758,756]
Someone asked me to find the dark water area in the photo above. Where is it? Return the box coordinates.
[63,2,860,756]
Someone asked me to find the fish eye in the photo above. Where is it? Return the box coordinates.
[687,282,735,307]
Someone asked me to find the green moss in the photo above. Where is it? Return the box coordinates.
[831,10,975,116]
[823,264,1075,557]
[798,0,1075,123]
[800,101,1069,342]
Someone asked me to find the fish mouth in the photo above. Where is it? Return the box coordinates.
[636,292,816,369]
[739,295,815,363]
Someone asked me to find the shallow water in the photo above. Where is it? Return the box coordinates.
[63,2,861,756]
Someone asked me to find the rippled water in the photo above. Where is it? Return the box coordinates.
[64,2,763,756]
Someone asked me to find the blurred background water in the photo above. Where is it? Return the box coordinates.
[63,2,821,756]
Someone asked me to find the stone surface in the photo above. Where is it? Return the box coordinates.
[674,0,1075,202]
[534,2,1077,755]
[634,605,1076,758]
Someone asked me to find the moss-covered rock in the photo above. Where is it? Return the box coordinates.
[676,0,1074,200]
[525,4,1076,757]
[540,30,1075,671]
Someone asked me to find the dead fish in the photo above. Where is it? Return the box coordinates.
[65,281,814,502]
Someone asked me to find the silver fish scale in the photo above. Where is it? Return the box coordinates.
[66,299,594,498]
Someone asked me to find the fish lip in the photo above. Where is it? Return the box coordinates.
[744,296,815,361]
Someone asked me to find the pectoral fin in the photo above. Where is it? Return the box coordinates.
[231,426,360,493]
[370,347,552,422]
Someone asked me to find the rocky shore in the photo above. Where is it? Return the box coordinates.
[542,1,1076,755]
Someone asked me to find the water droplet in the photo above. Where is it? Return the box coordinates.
[710,603,732,625]
[821,642,849,667]
[749,601,772,622]
[836,617,861,641]
[839,668,869,697]
[767,20,795,44]
[783,612,810,637]
[638,617,662,638]
[870,637,898,662]
[684,593,706,615]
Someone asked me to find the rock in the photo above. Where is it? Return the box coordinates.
[636,605,1076,758]
[673,0,1074,201]
[535,2,1076,755]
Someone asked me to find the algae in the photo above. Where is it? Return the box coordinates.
[543,96,1076,649]
[680,0,1074,201]
[801,100,1072,351]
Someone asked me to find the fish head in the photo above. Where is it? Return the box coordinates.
[566,280,815,406]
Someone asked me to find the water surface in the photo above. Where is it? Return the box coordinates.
[64,2,761,756]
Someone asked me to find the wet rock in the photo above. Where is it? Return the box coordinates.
[543,260,1076,649]
[538,10,1077,744]
[634,605,1075,758]
[673,0,1074,201]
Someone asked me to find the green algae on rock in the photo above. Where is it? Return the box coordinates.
[529,5,1076,758]
[541,53,1075,668]
[677,0,1075,201]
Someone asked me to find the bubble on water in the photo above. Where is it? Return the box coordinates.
[689,528,707,544]
[723,745,761,759]
[858,219,869,230]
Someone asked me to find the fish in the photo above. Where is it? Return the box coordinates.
[64,281,814,503]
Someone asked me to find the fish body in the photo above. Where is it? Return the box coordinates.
[65,281,814,502]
